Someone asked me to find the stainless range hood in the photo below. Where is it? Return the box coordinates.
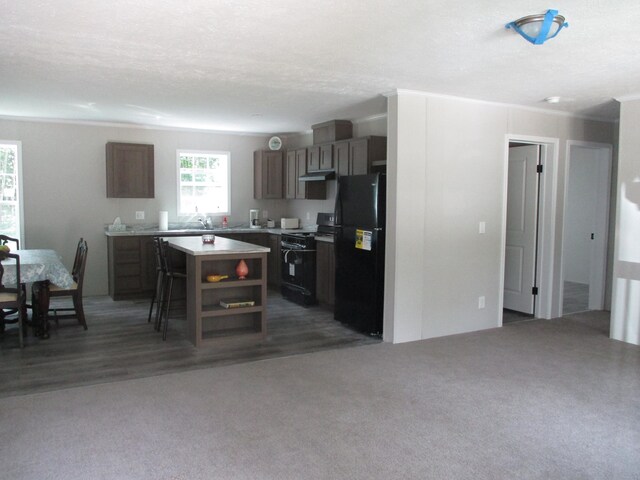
[298,170,336,182]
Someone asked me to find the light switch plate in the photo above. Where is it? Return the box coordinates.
[479,221,486,234]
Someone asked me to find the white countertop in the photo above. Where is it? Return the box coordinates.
[166,235,270,256]
[104,226,315,237]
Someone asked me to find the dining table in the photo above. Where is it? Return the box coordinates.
[2,249,74,338]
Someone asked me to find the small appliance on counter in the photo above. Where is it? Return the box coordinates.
[249,209,261,228]
[281,218,300,229]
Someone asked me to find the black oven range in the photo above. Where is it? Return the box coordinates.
[280,231,317,306]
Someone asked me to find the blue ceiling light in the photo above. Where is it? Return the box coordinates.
[506,9,568,45]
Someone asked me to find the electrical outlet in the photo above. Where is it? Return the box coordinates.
[135,211,145,220]
[263,210,268,219]
[478,296,485,309]
[306,212,311,220]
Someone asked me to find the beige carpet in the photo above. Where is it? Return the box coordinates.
[1,310,638,480]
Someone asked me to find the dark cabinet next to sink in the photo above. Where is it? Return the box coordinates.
[108,236,157,300]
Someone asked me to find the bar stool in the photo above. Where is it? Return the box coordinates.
[148,237,165,324]
[155,239,186,340]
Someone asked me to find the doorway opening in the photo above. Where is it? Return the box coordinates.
[500,136,559,325]
[561,142,612,315]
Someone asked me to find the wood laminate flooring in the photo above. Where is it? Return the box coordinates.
[0,291,380,398]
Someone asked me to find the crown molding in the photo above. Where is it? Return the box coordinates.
[614,93,640,102]
[0,115,271,137]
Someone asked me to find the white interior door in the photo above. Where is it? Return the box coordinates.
[504,145,539,314]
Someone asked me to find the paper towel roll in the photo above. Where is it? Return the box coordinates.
[159,211,168,231]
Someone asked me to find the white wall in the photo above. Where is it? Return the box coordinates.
[0,118,289,295]
[385,91,616,343]
[610,99,640,345]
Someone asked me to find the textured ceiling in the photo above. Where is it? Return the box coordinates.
[1,0,638,134]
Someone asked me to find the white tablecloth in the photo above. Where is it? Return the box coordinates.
[2,249,74,289]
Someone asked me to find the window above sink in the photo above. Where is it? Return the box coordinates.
[177,150,230,216]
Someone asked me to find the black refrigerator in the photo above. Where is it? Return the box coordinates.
[334,173,386,335]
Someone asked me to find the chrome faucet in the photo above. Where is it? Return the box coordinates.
[198,216,212,229]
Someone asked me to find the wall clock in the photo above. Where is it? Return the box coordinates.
[268,136,282,151]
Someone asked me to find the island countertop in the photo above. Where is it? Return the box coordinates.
[165,235,270,256]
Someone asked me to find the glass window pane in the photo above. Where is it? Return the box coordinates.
[0,144,20,242]
[177,151,229,215]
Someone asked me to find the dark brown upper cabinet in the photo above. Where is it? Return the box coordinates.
[254,150,284,199]
[307,143,334,172]
[307,145,320,172]
[335,136,387,176]
[284,148,326,200]
[106,142,154,198]
[319,143,334,170]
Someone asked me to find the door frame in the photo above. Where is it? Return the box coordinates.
[500,135,559,325]
[560,140,613,314]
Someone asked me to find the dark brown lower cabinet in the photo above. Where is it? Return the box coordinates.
[108,236,156,300]
[316,241,335,306]
[268,234,281,288]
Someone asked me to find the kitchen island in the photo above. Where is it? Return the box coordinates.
[166,236,270,347]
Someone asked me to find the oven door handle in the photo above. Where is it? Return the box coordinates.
[282,248,317,264]
[281,242,302,249]
[281,243,317,252]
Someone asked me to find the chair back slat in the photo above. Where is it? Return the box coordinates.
[0,235,19,251]
[73,240,88,294]
[159,240,178,275]
[71,237,84,277]
[153,237,166,273]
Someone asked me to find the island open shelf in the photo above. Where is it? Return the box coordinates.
[166,236,270,347]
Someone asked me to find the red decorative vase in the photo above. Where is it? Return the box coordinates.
[235,259,249,280]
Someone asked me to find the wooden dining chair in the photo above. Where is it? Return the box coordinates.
[0,252,26,348]
[48,239,89,330]
[0,235,22,317]
[0,234,19,250]
[155,239,186,340]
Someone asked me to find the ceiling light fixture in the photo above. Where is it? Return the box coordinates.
[544,96,561,104]
[506,9,568,45]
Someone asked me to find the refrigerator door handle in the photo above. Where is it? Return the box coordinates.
[334,179,343,226]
